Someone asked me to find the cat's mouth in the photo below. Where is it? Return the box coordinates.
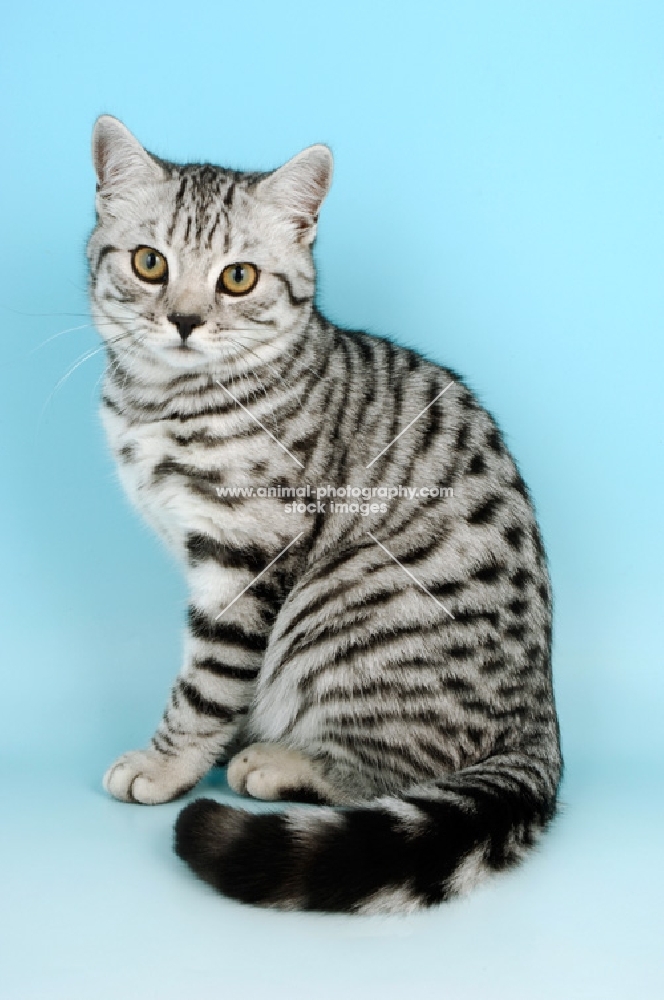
[154,340,209,368]
[153,337,245,369]
[163,341,203,355]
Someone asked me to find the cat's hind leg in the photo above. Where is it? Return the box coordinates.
[227,743,335,804]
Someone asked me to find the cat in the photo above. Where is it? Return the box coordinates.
[87,115,562,914]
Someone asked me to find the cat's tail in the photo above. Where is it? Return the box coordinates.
[173,751,560,913]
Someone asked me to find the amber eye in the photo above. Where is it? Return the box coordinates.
[218,262,259,296]
[131,246,168,284]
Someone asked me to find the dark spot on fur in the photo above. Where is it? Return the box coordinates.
[468,495,505,525]
[455,423,470,450]
[468,454,486,475]
[448,645,474,659]
[504,623,526,640]
[474,564,504,583]
[487,429,503,453]
[504,526,524,550]
[511,473,530,500]
[510,568,531,589]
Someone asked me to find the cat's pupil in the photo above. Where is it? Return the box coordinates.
[146,253,156,269]
[233,266,244,283]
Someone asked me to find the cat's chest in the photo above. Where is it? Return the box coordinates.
[104,413,188,543]
[109,416,171,495]
[101,404,294,550]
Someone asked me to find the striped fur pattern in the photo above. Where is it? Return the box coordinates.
[88,116,562,913]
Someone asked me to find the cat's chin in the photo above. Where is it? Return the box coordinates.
[153,343,213,371]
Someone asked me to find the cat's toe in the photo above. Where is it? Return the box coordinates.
[244,765,284,800]
[103,749,196,804]
[227,743,274,795]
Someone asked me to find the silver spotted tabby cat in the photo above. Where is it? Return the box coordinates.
[87,115,561,914]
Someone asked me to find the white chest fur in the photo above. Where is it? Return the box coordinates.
[102,406,188,550]
[101,400,311,560]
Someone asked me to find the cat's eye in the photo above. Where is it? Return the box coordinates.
[131,246,168,284]
[218,262,259,296]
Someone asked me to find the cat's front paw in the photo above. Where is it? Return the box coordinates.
[103,748,198,804]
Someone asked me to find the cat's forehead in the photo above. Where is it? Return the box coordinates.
[165,163,259,202]
[145,163,269,250]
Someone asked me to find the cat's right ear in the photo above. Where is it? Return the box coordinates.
[258,144,334,245]
[92,115,163,194]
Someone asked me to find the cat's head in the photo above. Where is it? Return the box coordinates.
[87,116,332,372]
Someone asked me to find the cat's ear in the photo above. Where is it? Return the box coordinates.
[92,115,163,193]
[259,145,333,244]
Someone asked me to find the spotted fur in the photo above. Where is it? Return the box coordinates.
[88,116,561,913]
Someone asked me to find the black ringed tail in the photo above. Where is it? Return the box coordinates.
[174,751,559,913]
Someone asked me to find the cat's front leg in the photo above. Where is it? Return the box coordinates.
[104,559,268,805]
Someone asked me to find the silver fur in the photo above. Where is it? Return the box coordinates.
[88,116,561,912]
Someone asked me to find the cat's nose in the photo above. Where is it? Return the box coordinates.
[167,313,203,343]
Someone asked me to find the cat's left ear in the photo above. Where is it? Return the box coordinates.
[258,145,333,245]
[92,115,163,194]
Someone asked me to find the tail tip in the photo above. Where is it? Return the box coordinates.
[174,798,237,879]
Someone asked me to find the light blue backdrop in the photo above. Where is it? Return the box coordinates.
[1,2,662,998]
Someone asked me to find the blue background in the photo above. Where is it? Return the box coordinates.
[1,2,662,997]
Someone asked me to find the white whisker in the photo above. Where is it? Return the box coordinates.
[226,338,304,421]
[228,330,323,384]
[40,329,136,420]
